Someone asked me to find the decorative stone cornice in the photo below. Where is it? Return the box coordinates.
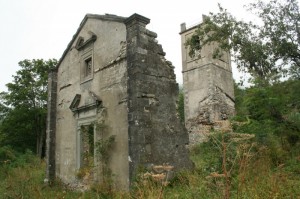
[124,13,150,27]
[75,34,97,51]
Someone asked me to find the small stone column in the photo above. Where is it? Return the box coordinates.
[45,69,58,183]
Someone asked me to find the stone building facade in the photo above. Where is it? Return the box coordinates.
[46,13,193,190]
[180,16,235,144]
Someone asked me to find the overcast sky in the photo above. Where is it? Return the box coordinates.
[0,0,255,92]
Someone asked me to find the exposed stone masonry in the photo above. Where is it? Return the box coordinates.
[125,14,193,182]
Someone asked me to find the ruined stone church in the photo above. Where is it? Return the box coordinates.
[46,13,234,190]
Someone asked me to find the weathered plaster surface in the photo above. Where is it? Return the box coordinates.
[54,16,129,189]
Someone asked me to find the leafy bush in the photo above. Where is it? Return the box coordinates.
[0,145,17,164]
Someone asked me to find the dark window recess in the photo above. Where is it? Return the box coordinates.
[85,58,92,77]
[69,94,81,110]
[191,35,201,51]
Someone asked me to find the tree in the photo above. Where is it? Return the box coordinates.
[187,0,300,83]
[0,59,57,158]
[0,100,9,121]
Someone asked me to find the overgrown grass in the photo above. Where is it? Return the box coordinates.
[0,138,299,199]
[0,150,88,199]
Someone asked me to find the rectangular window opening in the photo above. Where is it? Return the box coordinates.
[85,58,92,78]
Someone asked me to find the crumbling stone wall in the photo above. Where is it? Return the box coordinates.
[125,14,193,182]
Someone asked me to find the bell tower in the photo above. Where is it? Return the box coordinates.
[180,16,235,144]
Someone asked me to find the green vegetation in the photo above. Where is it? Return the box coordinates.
[1,107,299,198]
[0,59,57,158]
